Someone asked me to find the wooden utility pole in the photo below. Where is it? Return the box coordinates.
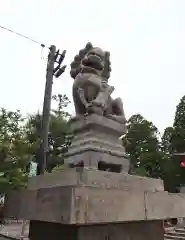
[40,45,56,174]
[39,45,67,175]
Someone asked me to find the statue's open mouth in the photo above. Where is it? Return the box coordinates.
[81,54,104,73]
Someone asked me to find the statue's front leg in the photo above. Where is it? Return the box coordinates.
[105,97,127,125]
[92,84,114,110]
[77,87,104,116]
[106,114,126,124]
[86,85,114,116]
[77,87,91,111]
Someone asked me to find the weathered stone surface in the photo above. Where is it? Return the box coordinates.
[69,114,126,135]
[145,192,185,220]
[65,114,129,172]
[6,169,184,225]
[26,168,164,192]
[70,188,185,224]
[5,184,185,224]
[71,187,146,224]
[3,187,73,224]
[0,222,29,239]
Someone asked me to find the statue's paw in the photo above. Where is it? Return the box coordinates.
[91,100,105,108]
[106,114,126,124]
[85,102,93,110]
[101,103,106,108]
[91,99,97,104]
[87,102,93,107]
[109,86,114,91]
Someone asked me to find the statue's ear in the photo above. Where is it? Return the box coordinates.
[86,42,93,50]
[104,52,111,65]
[102,51,111,80]
[105,51,110,58]
[70,69,77,79]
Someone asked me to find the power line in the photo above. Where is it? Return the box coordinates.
[0,24,68,176]
[0,24,47,48]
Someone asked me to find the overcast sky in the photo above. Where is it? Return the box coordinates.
[0,0,185,133]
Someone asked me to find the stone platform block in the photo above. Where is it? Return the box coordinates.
[5,168,184,225]
[27,168,164,192]
[4,184,185,224]
[65,114,129,172]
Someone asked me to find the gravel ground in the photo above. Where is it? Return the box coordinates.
[0,223,29,239]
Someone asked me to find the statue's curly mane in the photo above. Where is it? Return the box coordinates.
[70,42,111,80]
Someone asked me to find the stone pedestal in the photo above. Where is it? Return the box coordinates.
[3,168,185,240]
[3,115,185,240]
[65,114,129,172]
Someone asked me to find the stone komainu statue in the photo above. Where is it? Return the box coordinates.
[70,42,126,123]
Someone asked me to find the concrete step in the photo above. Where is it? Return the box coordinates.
[165,239,182,240]
[165,227,176,232]
[175,229,185,234]
[167,232,185,237]
[164,234,185,240]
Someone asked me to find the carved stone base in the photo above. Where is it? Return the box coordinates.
[65,114,129,172]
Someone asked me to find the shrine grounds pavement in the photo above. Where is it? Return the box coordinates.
[0,223,29,239]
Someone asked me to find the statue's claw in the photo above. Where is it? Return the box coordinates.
[91,99,105,109]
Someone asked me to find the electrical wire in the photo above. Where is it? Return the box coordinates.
[0,24,47,48]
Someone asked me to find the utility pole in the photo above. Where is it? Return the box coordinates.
[40,45,66,174]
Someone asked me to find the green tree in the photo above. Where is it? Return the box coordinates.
[161,96,185,192]
[161,127,178,192]
[124,114,164,178]
[0,93,71,194]
[161,127,174,155]
[24,94,71,172]
[172,96,185,153]
[0,108,30,195]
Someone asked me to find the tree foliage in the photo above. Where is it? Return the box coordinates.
[122,96,185,192]
[172,96,185,153]
[24,94,71,173]
[124,114,164,178]
[0,94,71,194]
[161,96,185,192]
[0,109,29,194]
